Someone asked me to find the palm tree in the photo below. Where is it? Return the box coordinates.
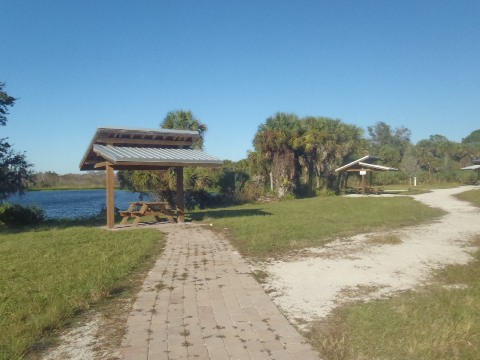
[253,113,304,196]
[161,110,207,150]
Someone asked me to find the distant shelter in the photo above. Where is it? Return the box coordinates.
[335,155,397,195]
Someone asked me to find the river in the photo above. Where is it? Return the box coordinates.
[6,189,146,219]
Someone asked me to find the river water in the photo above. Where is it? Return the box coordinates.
[6,189,145,219]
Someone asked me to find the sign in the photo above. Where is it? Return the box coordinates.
[359,170,367,175]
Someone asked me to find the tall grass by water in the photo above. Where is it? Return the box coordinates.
[0,225,164,360]
[192,196,444,257]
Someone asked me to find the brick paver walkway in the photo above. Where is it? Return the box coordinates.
[121,223,319,360]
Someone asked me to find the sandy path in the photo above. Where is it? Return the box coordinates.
[260,186,480,326]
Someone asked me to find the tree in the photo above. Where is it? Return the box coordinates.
[161,110,207,150]
[0,83,34,200]
[415,134,453,173]
[367,122,411,167]
[462,129,480,144]
[253,113,303,196]
[302,117,365,190]
[119,110,209,205]
[252,113,365,196]
[400,144,420,185]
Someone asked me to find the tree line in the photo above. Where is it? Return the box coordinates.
[1,80,479,204]
[119,110,480,206]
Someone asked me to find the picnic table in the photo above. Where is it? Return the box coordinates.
[119,201,176,226]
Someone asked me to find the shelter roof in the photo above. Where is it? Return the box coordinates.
[335,155,398,172]
[461,165,480,170]
[80,127,223,170]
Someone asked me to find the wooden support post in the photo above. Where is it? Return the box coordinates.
[361,173,366,195]
[106,163,115,229]
[176,167,185,223]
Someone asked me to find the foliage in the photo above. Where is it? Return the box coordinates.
[118,110,211,206]
[0,82,35,200]
[0,203,44,227]
[367,121,411,167]
[0,225,164,359]
[462,129,480,144]
[253,113,365,197]
[32,171,107,189]
[161,110,207,149]
[0,83,16,126]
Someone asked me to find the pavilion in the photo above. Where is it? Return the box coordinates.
[335,155,398,195]
[461,158,480,183]
[79,126,223,228]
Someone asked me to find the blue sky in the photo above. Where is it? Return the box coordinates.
[2,0,479,174]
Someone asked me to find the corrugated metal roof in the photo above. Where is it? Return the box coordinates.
[93,144,223,165]
[80,126,222,170]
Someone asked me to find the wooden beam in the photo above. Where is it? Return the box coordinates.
[111,161,222,169]
[97,137,194,147]
[94,161,109,169]
[106,163,115,229]
[176,167,185,223]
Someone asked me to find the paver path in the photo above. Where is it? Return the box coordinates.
[121,223,318,360]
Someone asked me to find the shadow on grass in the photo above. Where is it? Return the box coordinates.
[0,215,119,234]
[189,208,272,221]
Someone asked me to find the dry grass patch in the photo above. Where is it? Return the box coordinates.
[367,234,402,245]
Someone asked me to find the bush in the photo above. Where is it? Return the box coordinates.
[0,203,45,227]
[184,190,222,210]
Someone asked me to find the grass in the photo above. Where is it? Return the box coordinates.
[454,188,480,208]
[191,196,443,257]
[306,235,480,360]
[367,234,402,245]
[0,224,165,360]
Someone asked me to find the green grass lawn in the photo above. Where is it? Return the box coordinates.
[307,237,480,360]
[191,195,444,257]
[0,225,165,360]
[455,188,480,208]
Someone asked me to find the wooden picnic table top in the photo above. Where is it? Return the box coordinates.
[120,201,175,226]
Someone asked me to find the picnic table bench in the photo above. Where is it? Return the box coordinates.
[119,201,176,226]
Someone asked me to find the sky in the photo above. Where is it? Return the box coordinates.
[2,0,479,174]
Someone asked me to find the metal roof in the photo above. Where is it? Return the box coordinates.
[461,165,480,170]
[80,126,222,170]
[93,144,223,166]
[335,155,398,172]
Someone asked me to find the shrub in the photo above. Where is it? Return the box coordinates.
[184,190,222,210]
[0,203,45,227]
